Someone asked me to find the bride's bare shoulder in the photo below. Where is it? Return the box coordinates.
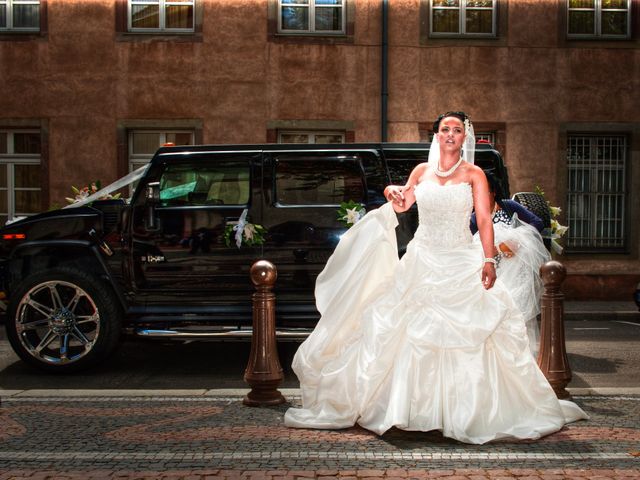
[408,162,429,185]
[414,162,429,173]
[461,163,485,180]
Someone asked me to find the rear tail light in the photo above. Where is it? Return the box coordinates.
[2,233,26,240]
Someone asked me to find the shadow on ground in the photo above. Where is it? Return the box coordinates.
[0,336,302,390]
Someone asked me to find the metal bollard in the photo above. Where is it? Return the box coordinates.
[537,260,572,400]
[243,260,286,406]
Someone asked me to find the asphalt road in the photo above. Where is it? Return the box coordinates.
[0,319,639,391]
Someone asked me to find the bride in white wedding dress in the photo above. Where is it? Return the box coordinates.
[284,112,587,444]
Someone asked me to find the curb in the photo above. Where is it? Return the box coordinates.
[2,387,639,398]
[0,388,301,398]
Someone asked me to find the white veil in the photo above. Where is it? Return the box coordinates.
[428,117,476,170]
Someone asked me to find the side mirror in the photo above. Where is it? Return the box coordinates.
[146,182,160,203]
[145,182,161,231]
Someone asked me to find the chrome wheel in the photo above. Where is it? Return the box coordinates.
[15,280,100,366]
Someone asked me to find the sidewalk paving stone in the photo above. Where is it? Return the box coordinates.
[0,393,638,478]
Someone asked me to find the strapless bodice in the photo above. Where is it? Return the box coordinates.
[413,181,473,249]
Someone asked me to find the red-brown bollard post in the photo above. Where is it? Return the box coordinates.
[537,260,572,400]
[243,260,286,406]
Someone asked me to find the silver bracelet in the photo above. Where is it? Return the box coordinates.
[484,257,497,265]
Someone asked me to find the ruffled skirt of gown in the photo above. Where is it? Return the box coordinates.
[284,203,587,444]
[473,216,552,359]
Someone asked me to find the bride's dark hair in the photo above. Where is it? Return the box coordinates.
[433,111,469,133]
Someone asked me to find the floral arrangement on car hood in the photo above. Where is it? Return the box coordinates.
[337,200,366,227]
[535,185,568,254]
[224,209,266,249]
[66,181,121,204]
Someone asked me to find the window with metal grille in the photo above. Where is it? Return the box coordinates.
[566,134,627,250]
[0,130,41,226]
[430,0,497,38]
[567,0,631,39]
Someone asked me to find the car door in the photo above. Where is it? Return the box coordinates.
[260,148,385,326]
[129,151,262,308]
[382,146,429,254]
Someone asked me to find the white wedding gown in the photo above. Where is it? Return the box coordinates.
[284,181,587,444]
[473,212,552,359]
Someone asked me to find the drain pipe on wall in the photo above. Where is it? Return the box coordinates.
[381,0,388,142]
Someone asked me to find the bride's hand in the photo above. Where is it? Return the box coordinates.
[482,262,496,290]
[498,242,514,258]
[385,185,408,207]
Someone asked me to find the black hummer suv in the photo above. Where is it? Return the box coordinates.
[0,143,509,372]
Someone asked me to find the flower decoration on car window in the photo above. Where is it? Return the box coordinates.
[535,185,568,255]
[337,200,366,228]
[65,181,121,204]
[224,209,266,249]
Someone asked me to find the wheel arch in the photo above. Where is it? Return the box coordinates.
[6,240,127,311]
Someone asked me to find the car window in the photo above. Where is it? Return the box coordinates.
[387,159,420,184]
[275,156,365,206]
[159,161,250,206]
[383,149,428,184]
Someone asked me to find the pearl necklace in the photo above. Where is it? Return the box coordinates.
[434,156,463,177]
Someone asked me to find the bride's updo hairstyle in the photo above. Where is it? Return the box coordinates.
[432,111,469,133]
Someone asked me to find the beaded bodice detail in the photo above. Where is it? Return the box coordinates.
[413,182,473,249]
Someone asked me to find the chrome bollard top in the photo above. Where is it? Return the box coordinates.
[540,260,566,287]
[250,260,277,287]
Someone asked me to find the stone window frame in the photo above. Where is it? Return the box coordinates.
[128,129,198,174]
[0,121,48,224]
[565,132,629,253]
[428,0,498,39]
[558,0,640,47]
[277,130,346,144]
[115,0,203,42]
[267,120,355,144]
[566,0,632,40]
[277,0,346,36]
[0,0,47,41]
[558,122,640,257]
[419,0,508,46]
[127,0,194,34]
[418,121,507,158]
[268,0,355,45]
[116,119,203,179]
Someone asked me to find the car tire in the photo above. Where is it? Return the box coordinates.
[5,266,123,373]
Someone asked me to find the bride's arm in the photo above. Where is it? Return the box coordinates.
[384,163,427,213]
[470,167,497,289]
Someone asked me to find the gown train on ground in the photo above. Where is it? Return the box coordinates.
[285,182,587,444]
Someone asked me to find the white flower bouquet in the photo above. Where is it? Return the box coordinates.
[223,209,266,249]
[535,186,568,254]
[66,181,121,204]
[337,200,366,227]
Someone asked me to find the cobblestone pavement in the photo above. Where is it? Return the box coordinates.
[0,394,639,479]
